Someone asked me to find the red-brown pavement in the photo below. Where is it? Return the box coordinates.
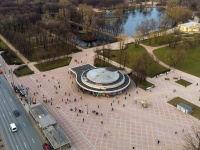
[1,37,200,150]
[16,49,200,150]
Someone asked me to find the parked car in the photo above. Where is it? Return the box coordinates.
[42,143,51,150]
[13,110,20,117]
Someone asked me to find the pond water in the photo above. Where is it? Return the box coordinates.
[120,8,166,36]
[77,8,166,47]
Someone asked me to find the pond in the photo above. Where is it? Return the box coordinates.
[118,8,166,36]
[75,8,166,48]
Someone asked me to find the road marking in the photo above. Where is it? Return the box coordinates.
[32,138,35,143]
[24,143,27,148]
[9,112,11,116]
[16,145,19,150]
[3,114,5,118]
[10,98,12,101]
[23,123,26,127]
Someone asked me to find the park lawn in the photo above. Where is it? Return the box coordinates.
[138,80,154,90]
[0,40,9,49]
[176,79,192,87]
[0,40,23,65]
[141,36,168,47]
[15,66,34,77]
[29,44,80,62]
[154,43,200,77]
[94,58,123,70]
[109,43,167,77]
[35,57,72,71]
[168,97,200,120]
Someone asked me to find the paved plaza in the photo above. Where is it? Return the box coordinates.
[1,37,200,150]
[13,49,200,150]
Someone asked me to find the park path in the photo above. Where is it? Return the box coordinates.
[1,31,199,85]
[140,43,170,69]
[0,34,40,73]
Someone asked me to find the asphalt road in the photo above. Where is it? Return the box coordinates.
[0,74,45,150]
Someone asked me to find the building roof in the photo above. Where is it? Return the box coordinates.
[86,68,119,84]
[177,103,193,111]
[180,22,200,28]
[29,105,57,129]
[38,114,57,129]
[30,105,71,148]
[70,64,131,94]
[43,125,71,149]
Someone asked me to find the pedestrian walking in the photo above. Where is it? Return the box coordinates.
[118,100,120,104]
[51,102,52,105]
[98,105,99,108]
[175,132,177,134]
[157,140,160,144]
[83,118,84,122]
[182,129,184,132]
[111,103,112,106]
[112,108,114,111]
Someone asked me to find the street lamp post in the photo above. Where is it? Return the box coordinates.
[85,104,88,114]
[3,60,6,74]
[11,68,14,86]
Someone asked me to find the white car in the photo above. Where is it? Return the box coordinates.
[10,123,17,132]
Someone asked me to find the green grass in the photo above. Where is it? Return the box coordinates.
[0,40,24,65]
[168,97,200,120]
[35,57,72,71]
[14,65,34,77]
[0,40,9,49]
[94,58,123,70]
[29,44,80,62]
[154,43,200,77]
[141,35,173,47]
[102,43,167,77]
[138,80,154,90]
[176,79,192,87]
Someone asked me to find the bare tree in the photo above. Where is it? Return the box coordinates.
[118,40,125,68]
